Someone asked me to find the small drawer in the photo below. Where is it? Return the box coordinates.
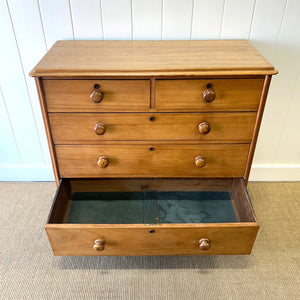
[49,112,256,143]
[46,178,259,256]
[55,143,250,178]
[42,79,150,112]
[155,78,264,111]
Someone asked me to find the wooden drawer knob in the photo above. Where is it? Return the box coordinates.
[97,156,109,168]
[93,239,105,251]
[199,238,211,250]
[195,156,206,168]
[198,121,210,134]
[203,84,215,102]
[90,85,104,103]
[94,123,106,135]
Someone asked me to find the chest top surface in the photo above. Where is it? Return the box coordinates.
[30,40,277,77]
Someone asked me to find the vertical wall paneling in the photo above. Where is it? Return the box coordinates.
[249,0,288,164]
[0,1,44,165]
[38,0,74,48]
[162,0,194,40]
[252,0,300,164]
[220,0,256,38]
[249,0,287,62]
[70,0,103,40]
[7,0,51,164]
[0,86,21,165]
[272,0,300,163]
[191,0,225,39]
[248,0,300,180]
[101,0,132,40]
[132,0,162,40]
[0,0,299,180]
[275,73,300,162]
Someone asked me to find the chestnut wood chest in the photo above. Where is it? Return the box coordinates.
[31,40,277,256]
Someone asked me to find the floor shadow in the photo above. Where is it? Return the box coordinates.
[58,254,253,270]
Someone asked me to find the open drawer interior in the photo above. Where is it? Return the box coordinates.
[46,178,258,256]
[49,178,256,225]
[66,190,238,224]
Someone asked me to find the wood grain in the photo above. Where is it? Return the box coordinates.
[30,40,277,77]
[55,143,250,178]
[46,177,258,255]
[49,112,257,143]
[155,78,264,111]
[34,78,60,185]
[43,79,150,112]
[46,178,258,255]
[46,224,258,255]
[69,178,234,193]
[33,40,275,256]
[47,179,70,223]
[230,178,257,222]
[244,75,272,184]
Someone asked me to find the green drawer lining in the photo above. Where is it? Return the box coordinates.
[66,191,237,224]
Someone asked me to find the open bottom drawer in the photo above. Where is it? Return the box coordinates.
[46,178,259,255]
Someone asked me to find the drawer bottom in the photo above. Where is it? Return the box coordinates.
[46,178,259,256]
[66,190,238,224]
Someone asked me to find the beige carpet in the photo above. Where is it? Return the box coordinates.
[1,182,299,299]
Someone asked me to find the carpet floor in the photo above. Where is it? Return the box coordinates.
[1,181,299,299]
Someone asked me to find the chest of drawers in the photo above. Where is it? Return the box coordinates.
[31,40,277,256]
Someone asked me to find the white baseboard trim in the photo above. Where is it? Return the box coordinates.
[0,165,54,181]
[0,164,299,181]
[249,164,300,181]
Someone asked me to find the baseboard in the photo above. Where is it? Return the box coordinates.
[249,164,300,181]
[0,165,54,181]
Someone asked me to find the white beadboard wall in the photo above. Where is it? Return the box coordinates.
[0,0,299,181]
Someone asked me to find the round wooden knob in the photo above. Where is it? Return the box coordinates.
[198,121,210,134]
[199,238,211,250]
[93,239,105,251]
[94,123,106,135]
[203,89,215,102]
[195,156,206,168]
[97,156,109,168]
[90,88,104,103]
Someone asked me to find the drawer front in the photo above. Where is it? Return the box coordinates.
[55,144,250,177]
[155,78,264,111]
[46,225,258,256]
[43,80,150,112]
[49,112,256,143]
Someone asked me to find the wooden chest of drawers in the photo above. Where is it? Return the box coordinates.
[31,40,277,256]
